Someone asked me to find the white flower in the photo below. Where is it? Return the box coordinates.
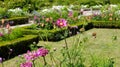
[115,10,120,15]
[81,5,88,8]
[92,5,102,8]
[110,4,118,8]
[69,5,74,9]
[8,8,22,13]
[52,5,65,11]
[67,8,72,12]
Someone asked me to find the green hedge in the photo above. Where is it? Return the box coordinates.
[20,22,92,41]
[21,26,69,41]
[38,28,69,41]
[91,21,120,28]
[0,17,29,26]
[0,28,24,41]
[0,35,39,59]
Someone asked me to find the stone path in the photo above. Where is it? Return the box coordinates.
[0,20,34,33]
[10,23,33,29]
[10,20,34,29]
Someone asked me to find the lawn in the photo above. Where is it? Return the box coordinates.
[2,28,120,67]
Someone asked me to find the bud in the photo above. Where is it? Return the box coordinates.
[109,13,113,16]
[33,42,36,45]
[41,23,45,27]
[80,28,85,32]
[92,32,96,36]
[53,48,57,51]
[1,19,5,24]
[92,32,97,38]
[6,23,10,29]
[109,17,113,21]
[45,18,50,22]
[9,48,13,52]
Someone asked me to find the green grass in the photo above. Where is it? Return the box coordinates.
[2,28,120,67]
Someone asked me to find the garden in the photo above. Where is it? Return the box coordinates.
[0,0,120,67]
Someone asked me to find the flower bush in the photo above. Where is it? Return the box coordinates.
[33,7,82,30]
[89,5,120,21]
[20,48,49,67]
[7,8,30,18]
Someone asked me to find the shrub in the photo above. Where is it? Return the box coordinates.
[38,28,69,41]
[91,21,120,28]
[0,7,7,19]
[20,26,68,41]
[20,25,39,35]
[7,8,30,18]
[0,35,39,59]
[1,28,23,41]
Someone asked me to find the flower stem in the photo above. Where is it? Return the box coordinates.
[8,53,11,60]
[64,39,68,49]
[43,57,47,66]
[64,39,71,64]
[50,52,57,67]
[33,60,35,67]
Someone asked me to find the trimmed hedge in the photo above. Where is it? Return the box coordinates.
[21,26,69,41]
[0,17,29,26]
[20,22,92,41]
[0,35,39,59]
[38,28,69,41]
[91,21,120,28]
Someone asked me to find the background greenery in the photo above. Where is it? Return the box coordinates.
[0,0,119,12]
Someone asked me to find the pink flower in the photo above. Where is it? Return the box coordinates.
[56,18,67,28]
[24,48,49,61]
[20,61,32,67]
[34,16,37,20]
[6,23,10,29]
[36,48,49,57]
[24,51,38,61]
[0,57,2,63]
[0,32,3,37]
[68,11,73,17]
[45,18,50,22]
